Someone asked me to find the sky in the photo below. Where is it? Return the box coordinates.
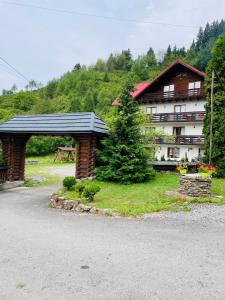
[0,0,224,91]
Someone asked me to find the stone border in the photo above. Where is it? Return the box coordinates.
[50,193,114,216]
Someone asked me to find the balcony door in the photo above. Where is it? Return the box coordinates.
[174,104,186,113]
[163,84,174,98]
[188,81,201,96]
[173,127,185,136]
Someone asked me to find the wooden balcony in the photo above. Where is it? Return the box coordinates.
[155,135,205,145]
[140,88,205,103]
[152,111,205,123]
[0,166,8,184]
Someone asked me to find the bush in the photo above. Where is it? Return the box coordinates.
[75,182,86,197]
[82,183,101,202]
[63,176,76,190]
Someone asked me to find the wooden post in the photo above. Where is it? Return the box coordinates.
[1,134,30,181]
[209,70,215,165]
[75,134,96,179]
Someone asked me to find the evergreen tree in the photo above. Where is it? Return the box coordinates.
[203,36,225,177]
[95,79,155,184]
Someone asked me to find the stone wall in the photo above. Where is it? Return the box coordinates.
[179,174,211,197]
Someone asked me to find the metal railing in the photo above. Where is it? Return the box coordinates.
[0,166,8,184]
[151,111,205,122]
[155,135,205,145]
[140,88,205,102]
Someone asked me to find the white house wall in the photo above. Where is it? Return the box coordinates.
[141,100,205,114]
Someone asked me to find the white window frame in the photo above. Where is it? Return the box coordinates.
[174,104,186,113]
[146,106,157,114]
[164,84,175,98]
[188,81,201,95]
[167,147,180,159]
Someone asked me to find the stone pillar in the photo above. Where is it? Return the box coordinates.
[1,134,30,181]
[75,134,97,179]
[179,174,212,197]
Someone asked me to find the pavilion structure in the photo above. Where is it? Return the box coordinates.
[0,112,106,182]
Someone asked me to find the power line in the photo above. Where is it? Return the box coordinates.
[0,55,30,82]
[0,0,198,29]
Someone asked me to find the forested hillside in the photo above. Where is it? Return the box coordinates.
[0,19,224,156]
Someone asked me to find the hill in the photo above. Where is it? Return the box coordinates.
[0,19,224,155]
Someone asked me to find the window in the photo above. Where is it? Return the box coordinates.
[164,84,174,98]
[174,105,186,113]
[146,106,157,114]
[173,127,185,136]
[167,147,180,159]
[188,81,201,95]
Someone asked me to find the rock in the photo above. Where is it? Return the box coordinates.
[63,200,74,210]
[58,196,65,201]
[78,203,92,212]
[71,201,79,210]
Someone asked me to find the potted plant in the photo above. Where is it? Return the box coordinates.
[177,164,188,175]
[197,163,217,179]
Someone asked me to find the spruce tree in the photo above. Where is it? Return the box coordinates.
[95,79,155,184]
[203,36,225,177]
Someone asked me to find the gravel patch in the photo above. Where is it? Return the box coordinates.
[145,203,225,225]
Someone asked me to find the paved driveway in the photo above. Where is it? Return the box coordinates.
[0,186,225,300]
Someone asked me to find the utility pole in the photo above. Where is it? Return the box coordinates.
[209,70,215,165]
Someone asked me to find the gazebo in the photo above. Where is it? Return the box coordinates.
[0,112,106,182]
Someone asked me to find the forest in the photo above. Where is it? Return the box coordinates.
[0,19,225,156]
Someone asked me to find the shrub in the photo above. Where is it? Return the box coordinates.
[160,155,165,161]
[75,182,86,197]
[63,176,76,190]
[82,183,101,202]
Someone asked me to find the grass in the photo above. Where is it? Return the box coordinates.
[25,155,225,216]
[60,174,225,217]
[25,154,73,187]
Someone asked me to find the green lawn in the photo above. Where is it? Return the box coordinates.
[62,174,225,217]
[25,155,225,217]
[25,154,73,187]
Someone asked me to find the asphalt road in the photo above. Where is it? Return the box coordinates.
[0,185,225,300]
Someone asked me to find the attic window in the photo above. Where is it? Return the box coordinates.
[163,84,174,98]
[188,81,201,95]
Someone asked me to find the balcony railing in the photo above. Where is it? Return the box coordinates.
[0,166,8,184]
[140,87,205,103]
[155,135,205,145]
[152,111,205,122]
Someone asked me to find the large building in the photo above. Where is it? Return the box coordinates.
[112,60,206,162]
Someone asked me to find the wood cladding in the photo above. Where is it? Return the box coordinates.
[138,66,205,103]
[0,133,99,182]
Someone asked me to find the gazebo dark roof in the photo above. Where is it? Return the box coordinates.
[0,112,107,134]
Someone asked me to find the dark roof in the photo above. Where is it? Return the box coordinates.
[0,112,107,135]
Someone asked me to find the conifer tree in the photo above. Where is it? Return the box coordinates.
[203,36,225,177]
[95,79,156,184]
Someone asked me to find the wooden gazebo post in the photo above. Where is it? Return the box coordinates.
[75,134,97,179]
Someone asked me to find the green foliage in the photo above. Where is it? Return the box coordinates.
[203,36,225,177]
[63,176,76,190]
[82,183,101,202]
[95,78,156,184]
[26,136,74,157]
[75,182,86,197]
[0,20,224,156]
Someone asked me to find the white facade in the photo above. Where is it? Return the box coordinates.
[141,99,206,161]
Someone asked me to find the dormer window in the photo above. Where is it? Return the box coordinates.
[163,84,174,98]
[188,81,201,95]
